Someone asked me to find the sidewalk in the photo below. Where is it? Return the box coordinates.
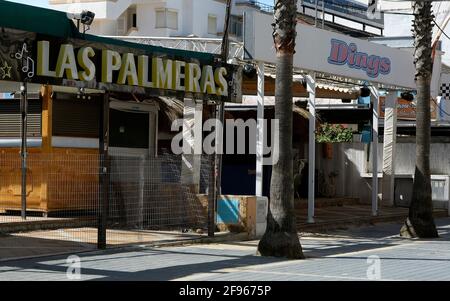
[0,228,248,262]
[1,218,450,281]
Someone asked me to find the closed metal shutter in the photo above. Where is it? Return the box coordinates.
[52,94,100,138]
[0,97,42,138]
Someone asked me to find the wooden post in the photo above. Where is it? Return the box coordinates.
[40,85,52,213]
[98,92,109,249]
[41,85,53,152]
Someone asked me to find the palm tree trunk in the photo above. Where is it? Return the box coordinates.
[400,1,438,238]
[257,0,304,259]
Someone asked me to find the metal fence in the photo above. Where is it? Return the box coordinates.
[0,152,212,248]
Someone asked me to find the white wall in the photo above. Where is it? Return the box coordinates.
[191,0,225,38]
[316,141,450,203]
[48,0,256,38]
[89,19,118,36]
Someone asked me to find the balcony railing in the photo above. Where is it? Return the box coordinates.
[104,36,245,62]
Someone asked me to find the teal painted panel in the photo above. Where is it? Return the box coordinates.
[217,199,240,224]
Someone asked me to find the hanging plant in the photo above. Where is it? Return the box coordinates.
[316,123,353,143]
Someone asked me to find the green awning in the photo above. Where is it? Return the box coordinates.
[0,0,215,61]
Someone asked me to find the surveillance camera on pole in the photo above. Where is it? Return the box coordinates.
[67,10,95,33]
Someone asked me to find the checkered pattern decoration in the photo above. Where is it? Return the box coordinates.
[440,83,450,100]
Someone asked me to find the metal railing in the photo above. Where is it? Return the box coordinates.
[240,0,274,13]
[104,36,245,63]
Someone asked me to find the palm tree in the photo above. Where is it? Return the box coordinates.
[400,1,438,238]
[257,0,304,259]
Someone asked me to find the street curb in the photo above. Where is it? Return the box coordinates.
[298,210,449,233]
[137,232,250,248]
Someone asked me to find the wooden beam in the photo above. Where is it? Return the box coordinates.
[40,85,53,153]
[39,85,52,213]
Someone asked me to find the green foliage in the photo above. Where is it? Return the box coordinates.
[316,123,353,143]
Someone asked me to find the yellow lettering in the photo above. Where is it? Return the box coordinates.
[214,67,228,96]
[200,65,216,94]
[185,63,201,93]
[152,58,173,89]
[117,53,138,85]
[77,47,96,81]
[138,55,154,88]
[37,41,56,77]
[55,44,78,80]
[173,60,186,91]
[101,50,121,83]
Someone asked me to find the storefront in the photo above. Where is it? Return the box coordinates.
[0,2,239,220]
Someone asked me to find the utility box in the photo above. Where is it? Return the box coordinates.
[248,196,268,239]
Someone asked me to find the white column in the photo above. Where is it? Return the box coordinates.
[306,73,316,223]
[181,98,203,191]
[256,62,265,197]
[370,87,379,216]
[382,92,397,207]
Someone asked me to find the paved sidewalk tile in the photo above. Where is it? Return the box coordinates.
[1,218,450,281]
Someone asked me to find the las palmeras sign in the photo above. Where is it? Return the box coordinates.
[0,28,239,101]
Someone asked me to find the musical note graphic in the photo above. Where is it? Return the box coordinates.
[15,43,28,60]
[21,56,35,78]
[13,42,35,79]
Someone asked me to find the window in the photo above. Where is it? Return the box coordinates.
[132,13,137,28]
[208,14,217,35]
[109,109,149,149]
[155,8,178,30]
[230,15,243,38]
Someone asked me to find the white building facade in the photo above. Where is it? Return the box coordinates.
[48,0,262,39]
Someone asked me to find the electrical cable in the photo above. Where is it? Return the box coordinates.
[432,98,450,117]
[432,18,450,42]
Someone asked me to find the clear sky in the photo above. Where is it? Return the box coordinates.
[6,0,49,8]
[6,0,369,10]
